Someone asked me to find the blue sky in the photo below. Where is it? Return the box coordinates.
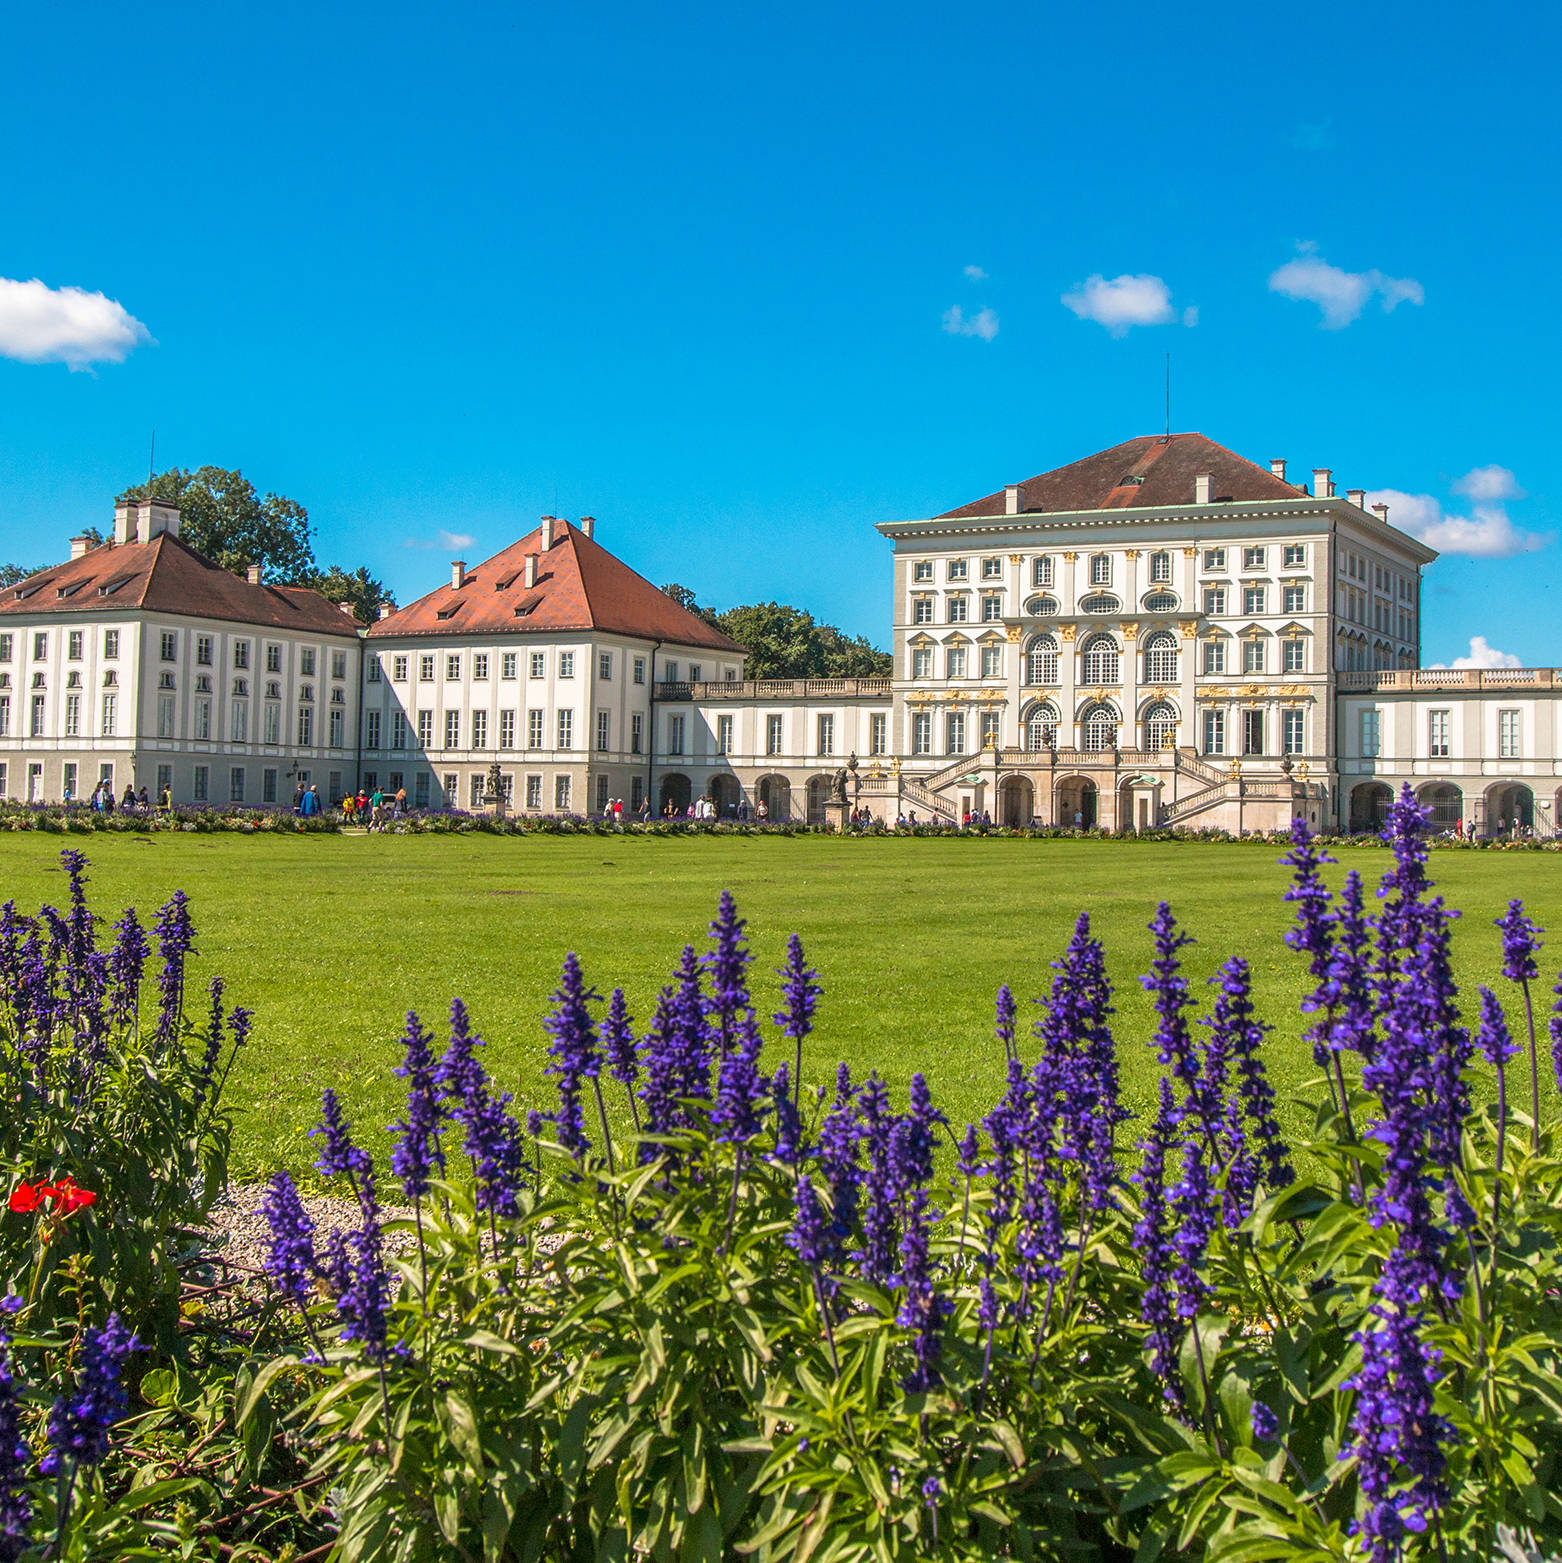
[1,0,1557,666]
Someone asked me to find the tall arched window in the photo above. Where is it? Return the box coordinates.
[1026,634,1059,685]
[1143,701,1178,750]
[1081,703,1118,751]
[1089,553,1112,586]
[1143,631,1178,683]
[1149,550,1172,584]
[1080,634,1120,684]
[1024,701,1058,751]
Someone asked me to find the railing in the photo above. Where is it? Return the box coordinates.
[1338,668,1561,693]
[658,678,894,701]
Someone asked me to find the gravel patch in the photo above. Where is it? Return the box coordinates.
[205,1184,417,1271]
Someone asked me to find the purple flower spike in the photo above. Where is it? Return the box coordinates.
[1497,900,1542,984]
[261,1171,317,1305]
[600,988,639,1090]
[994,984,1017,1063]
[1143,904,1208,1132]
[704,892,755,1056]
[1250,1401,1279,1442]
[773,933,821,1044]
[390,1011,445,1201]
[1474,986,1515,1067]
[895,1189,950,1392]
[312,1089,372,1188]
[336,1207,392,1361]
[712,1025,766,1146]
[151,890,195,1052]
[787,1173,832,1269]
[1133,1079,1184,1413]
[1169,1137,1213,1322]
[41,1313,142,1474]
[0,1326,32,1551]
[542,952,602,1161]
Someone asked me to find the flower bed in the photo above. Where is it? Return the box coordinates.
[0,802,340,834]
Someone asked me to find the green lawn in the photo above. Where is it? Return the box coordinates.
[0,832,1551,1181]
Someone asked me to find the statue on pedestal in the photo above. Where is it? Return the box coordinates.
[483,761,506,816]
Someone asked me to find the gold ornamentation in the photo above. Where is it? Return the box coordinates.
[1182,546,1197,557]
[1178,619,1199,637]
[1122,623,1140,641]
[1007,554,1023,565]
[1124,549,1140,560]
[1005,625,1022,642]
[1059,624,1077,641]
[1063,551,1078,562]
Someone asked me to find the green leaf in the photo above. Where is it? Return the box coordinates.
[234,1355,299,1427]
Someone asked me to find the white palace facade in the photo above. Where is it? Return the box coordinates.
[3,432,1558,836]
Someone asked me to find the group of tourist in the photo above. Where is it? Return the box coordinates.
[65,780,174,813]
[337,785,408,829]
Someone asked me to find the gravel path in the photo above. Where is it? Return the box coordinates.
[205,1184,418,1270]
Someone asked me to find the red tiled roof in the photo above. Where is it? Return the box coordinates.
[936,433,1305,518]
[0,532,363,635]
[367,521,747,654]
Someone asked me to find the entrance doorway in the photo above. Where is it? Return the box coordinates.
[1056,775,1097,829]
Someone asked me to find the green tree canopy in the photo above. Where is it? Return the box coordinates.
[302,564,396,625]
[661,589,891,679]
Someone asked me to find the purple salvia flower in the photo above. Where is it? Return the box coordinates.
[637,986,684,1149]
[711,1024,766,1146]
[462,1088,527,1217]
[956,1124,981,1178]
[704,892,754,1057]
[899,1074,945,1190]
[1281,819,1338,1068]
[312,1089,372,1190]
[105,907,148,1026]
[260,1171,317,1305]
[788,1173,833,1269]
[1169,1136,1214,1322]
[1497,900,1541,983]
[1325,870,1377,1062]
[1474,986,1515,1067]
[435,998,487,1105]
[151,890,194,1054]
[770,1064,804,1163]
[1207,958,1294,1215]
[895,1189,950,1391]
[336,1207,392,1360]
[542,951,601,1161]
[815,1071,861,1263]
[1250,1401,1279,1442]
[774,933,821,1054]
[194,976,225,1099]
[671,945,714,1103]
[40,1313,143,1474]
[1143,903,1210,1133]
[0,1327,30,1555]
[994,984,1017,1065]
[855,1075,901,1285]
[389,1012,445,1201]
[323,1229,353,1300]
[1133,1079,1184,1413]
[600,988,639,1092]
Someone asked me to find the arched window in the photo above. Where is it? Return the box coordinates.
[1149,550,1172,584]
[1023,701,1058,751]
[1143,631,1178,683]
[1026,634,1059,685]
[1143,701,1178,750]
[1080,703,1118,751]
[1080,635,1119,684]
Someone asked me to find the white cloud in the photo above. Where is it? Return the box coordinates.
[1061,273,1184,336]
[1365,486,1546,558]
[1267,246,1424,329]
[1453,464,1524,502]
[963,264,987,281]
[0,276,151,370]
[1431,635,1522,670]
[403,529,477,552]
[942,304,999,342]
[1182,305,1199,328]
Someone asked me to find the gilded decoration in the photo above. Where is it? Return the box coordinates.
[1063,551,1078,562]
[1005,625,1022,642]
[1059,624,1077,641]
[1124,549,1140,560]
[1008,554,1023,565]
[1182,546,1197,557]
[1121,623,1140,641]
[1178,619,1199,638]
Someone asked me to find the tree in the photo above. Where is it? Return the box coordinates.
[303,564,396,626]
[118,467,315,582]
[658,583,718,626]
[0,564,47,587]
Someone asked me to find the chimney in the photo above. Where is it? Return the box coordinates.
[451,560,467,590]
[69,536,92,561]
[1372,502,1391,524]
[1347,488,1366,510]
[524,553,539,589]
[377,603,394,620]
[1194,472,1213,505]
[112,501,134,546]
[246,563,263,585]
[1269,458,1287,481]
[1003,484,1021,516]
[1312,467,1334,498]
[134,499,180,544]
[579,515,595,539]
[540,515,556,549]
[338,600,357,618]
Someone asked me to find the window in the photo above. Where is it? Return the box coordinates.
[913,597,934,624]
[101,694,116,737]
[1149,551,1172,584]
[471,774,487,809]
[1144,702,1177,750]
[666,714,683,754]
[1204,586,1227,616]
[1081,704,1116,751]
[64,694,80,736]
[1284,544,1306,568]
[300,649,316,676]
[235,642,250,670]
[688,664,702,683]
[158,671,176,691]
[445,711,460,749]
[63,763,77,800]
[911,647,932,679]
[232,700,249,742]
[559,652,575,678]
[716,714,733,755]
[266,643,282,673]
[1242,638,1266,674]
[1282,709,1305,755]
[946,712,965,755]
[193,634,211,666]
[0,635,10,661]
[818,714,835,756]
[526,774,542,809]
[554,775,571,812]
[912,712,932,755]
[441,773,456,803]
[420,654,436,681]
[1032,556,1054,587]
[1429,709,1450,758]
[766,714,783,755]
[1025,704,1057,750]
[0,697,10,738]
[1242,585,1267,616]
[558,709,574,749]
[946,596,968,623]
[1282,638,1306,673]
[446,654,461,680]
[389,655,406,681]
[193,766,209,803]
[528,709,544,748]
[980,557,1003,580]
[1090,553,1112,586]
[596,710,610,751]
[1283,584,1306,614]
[161,631,177,661]
[599,652,612,680]
[593,773,609,814]
[500,653,516,679]
[298,706,314,746]
[67,630,82,660]
[300,683,313,704]
[913,560,934,582]
[1203,709,1225,755]
[1243,709,1265,756]
[1498,709,1521,758]
[1360,709,1381,757]
[631,712,644,754]
[981,644,1002,678]
[367,658,381,683]
[386,711,405,749]
[530,653,546,679]
[414,709,432,747]
[1202,548,1226,571]
[412,772,429,808]
[946,645,967,679]
[870,713,887,755]
[947,559,968,581]
[157,694,175,738]
[633,656,645,685]
[631,775,644,812]
[1080,635,1119,684]
[981,594,1003,622]
[1143,632,1178,683]
[473,654,489,680]
[264,703,281,744]
[28,633,46,663]
[194,699,211,740]
[230,767,246,803]
[497,710,514,748]
[472,710,489,748]
[1242,546,1266,570]
[1027,636,1059,684]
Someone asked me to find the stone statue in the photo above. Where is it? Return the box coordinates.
[484,761,503,801]
[846,752,861,799]
[831,768,849,804]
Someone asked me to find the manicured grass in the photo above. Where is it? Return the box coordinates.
[0,832,1550,1181]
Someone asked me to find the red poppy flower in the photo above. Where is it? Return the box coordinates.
[7,1183,43,1213]
[43,1179,96,1214]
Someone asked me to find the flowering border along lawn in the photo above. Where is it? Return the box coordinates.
[3,788,1562,1559]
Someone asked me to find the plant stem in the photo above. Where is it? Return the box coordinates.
[1522,978,1539,1153]
[1488,1057,1508,1293]
[590,1077,617,1178]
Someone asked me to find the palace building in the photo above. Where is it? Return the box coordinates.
[3,432,1556,835]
